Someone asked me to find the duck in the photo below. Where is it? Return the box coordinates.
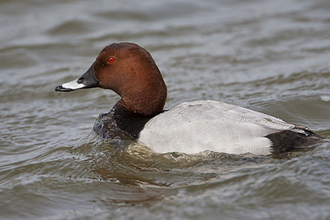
[55,42,327,155]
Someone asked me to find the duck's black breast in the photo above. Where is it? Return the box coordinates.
[93,102,154,140]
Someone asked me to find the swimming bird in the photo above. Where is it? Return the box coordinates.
[55,42,327,155]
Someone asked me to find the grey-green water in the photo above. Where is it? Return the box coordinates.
[1,0,330,219]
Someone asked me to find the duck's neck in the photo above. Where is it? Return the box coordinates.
[119,75,167,116]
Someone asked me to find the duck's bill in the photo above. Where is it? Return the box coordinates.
[55,63,99,92]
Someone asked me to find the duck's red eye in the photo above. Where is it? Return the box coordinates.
[107,57,115,63]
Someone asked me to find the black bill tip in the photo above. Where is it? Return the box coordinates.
[55,85,74,92]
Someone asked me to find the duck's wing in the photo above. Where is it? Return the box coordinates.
[168,100,297,132]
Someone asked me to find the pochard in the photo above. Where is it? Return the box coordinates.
[55,42,327,155]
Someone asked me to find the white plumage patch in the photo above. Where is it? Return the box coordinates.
[138,100,298,155]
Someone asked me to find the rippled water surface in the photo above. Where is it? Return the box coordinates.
[1,0,330,219]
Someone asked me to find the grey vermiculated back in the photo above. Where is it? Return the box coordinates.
[139,100,306,155]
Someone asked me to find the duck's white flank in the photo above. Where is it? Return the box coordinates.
[138,100,301,155]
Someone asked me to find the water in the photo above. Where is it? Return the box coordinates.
[1,0,330,219]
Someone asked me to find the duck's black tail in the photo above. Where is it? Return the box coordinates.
[266,127,328,154]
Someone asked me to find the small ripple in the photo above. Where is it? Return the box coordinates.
[320,95,330,102]
[46,20,93,36]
